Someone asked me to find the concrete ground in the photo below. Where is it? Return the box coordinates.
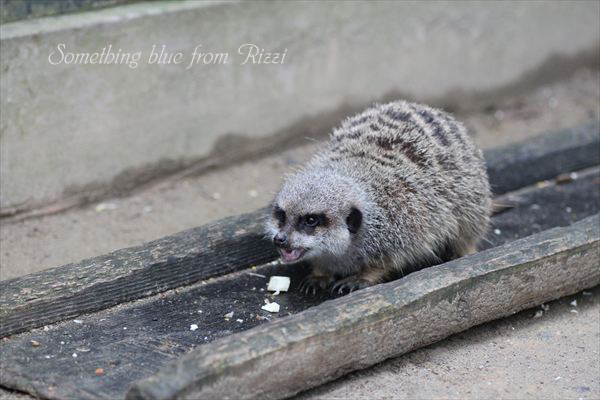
[0,67,599,399]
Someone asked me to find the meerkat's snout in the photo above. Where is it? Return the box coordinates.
[272,230,306,263]
[273,232,287,246]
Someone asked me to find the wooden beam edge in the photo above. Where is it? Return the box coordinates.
[126,214,600,400]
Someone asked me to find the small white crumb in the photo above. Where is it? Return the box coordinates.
[536,181,550,188]
[555,376,561,381]
[534,310,544,318]
[236,319,243,323]
[540,304,550,311]
[44,355,52,359]
[570,309,579,314]
[260,288,265,292]
[267,276,290,293]
[248,189,258,198]
[224,311,234,319]
[95,202,118,212]
[493,229,501,235]
[582,291,592,296]
[123,327,127,330]
[190,324,198,331]
[261,302,280,313]
[73,320,83,324]
[204,336,208,340]
[72,353,78,358]
[43,326,49,331]
[60,341,65,345]
[570,299,577,307]
[569,172,578,180]
[565,206,572,213]
[212,192,221,200]
[197,310,203,314]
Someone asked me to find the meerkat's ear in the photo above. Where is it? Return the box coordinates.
[346,207,362,234]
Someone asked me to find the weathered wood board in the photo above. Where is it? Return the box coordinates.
[0,123,599,400]
[485,121,599,194]
[1,167,598,400]
[1,124,598,339]
[128,214,600,400]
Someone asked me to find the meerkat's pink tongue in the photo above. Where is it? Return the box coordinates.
[280,248,304,262]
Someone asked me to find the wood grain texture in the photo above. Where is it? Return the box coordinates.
[127,214,600,400]
[0,209,275,337]
[0,123,598,338]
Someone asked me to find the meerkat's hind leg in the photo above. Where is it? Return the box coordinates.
[298,267,334,295]
[331,264,388,294]
[450,236,481,258]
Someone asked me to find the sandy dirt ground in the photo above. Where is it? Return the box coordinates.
[0,67,598,399]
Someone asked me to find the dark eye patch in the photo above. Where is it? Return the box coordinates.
[273,206,286,227]
[298,213,328,233]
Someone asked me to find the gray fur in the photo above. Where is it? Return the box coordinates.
[265,100,491,292]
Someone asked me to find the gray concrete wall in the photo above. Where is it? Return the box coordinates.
[1,0,599,210]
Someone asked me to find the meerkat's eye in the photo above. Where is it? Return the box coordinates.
[273,206,286,225]
[304,215,320,227]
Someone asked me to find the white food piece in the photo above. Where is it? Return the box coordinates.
[224,311,234,319]
[570,299,577,307]
[261,302,280,313]
[190,324,198,331]
[267,276,290,293]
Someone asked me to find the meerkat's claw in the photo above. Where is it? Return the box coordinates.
[331,276,372,294]
[298,275,330,295]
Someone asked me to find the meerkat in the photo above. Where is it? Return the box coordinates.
[265,100,491,294]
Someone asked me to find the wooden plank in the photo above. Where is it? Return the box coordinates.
[126,214,600,400]
[485,121,599,195]
[0,123,598,338]
[0,210,275,338]
[0,167,598,400]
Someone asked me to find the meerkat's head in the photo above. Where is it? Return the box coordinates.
[265,169,365,263]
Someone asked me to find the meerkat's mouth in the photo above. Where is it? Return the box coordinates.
[279,247,306,263]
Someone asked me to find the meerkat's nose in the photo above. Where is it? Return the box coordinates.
[273,232,288,247]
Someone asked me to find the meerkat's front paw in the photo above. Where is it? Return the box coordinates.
[331,276,373,294]
[298,274,332,295]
